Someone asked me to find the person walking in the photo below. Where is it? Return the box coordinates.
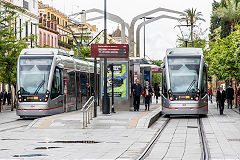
[154,83,160,104]
[237,84,240,112]
[3,90,7,105]
[132,79,142,111]
[0,91,2,112]
[216,88,219,109]
[143,81,153,111]
[226,84,234,109]
[216,85,226,115]
[208,89,213,103]
[7,91,11,105]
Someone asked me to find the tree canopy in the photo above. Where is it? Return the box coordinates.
[0,2,27,86]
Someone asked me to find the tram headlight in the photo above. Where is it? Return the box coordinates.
[17,90,22,102]
[45,90,50,102]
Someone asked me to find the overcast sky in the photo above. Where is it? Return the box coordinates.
[41,0,213,60]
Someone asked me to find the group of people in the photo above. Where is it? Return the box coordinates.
[215,85,235,115]
[131,79,160,111]
[0,90,11,106]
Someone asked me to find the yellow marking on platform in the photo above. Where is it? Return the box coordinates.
[38,111,81,129]
[128,105,160,129]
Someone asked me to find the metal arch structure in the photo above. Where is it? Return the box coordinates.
[69,8,128,44]
[129,7,184,57]
[136,15,180,57]
[87,16,130,30]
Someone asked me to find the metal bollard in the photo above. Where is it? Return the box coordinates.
[82,111,85,129]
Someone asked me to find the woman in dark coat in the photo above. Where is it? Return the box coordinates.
[143,81,153,111]
[154,83,160,103]
[216,85,226,115]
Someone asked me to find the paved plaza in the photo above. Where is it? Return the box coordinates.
[1,100,240,159]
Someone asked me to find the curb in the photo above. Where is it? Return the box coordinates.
[136,106,162,129]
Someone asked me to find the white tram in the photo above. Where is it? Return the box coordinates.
[161,48,208,115]
[16,48,97,118]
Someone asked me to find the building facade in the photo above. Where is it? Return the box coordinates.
[38,2,58,48]
[38,1,72,50]
[2,0,39,48]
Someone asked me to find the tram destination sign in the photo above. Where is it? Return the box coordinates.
[91,44,129,58]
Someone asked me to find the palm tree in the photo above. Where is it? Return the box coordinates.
[214,0,240,32]
[180,8,206,43]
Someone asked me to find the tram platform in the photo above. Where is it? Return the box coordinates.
[27,102,162,130]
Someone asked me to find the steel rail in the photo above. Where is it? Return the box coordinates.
[198,118,210,160]
[136,118,170,160]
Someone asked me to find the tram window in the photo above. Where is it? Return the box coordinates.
[201,66,208,97]
[51,68,62,99]
[162,69,167,97]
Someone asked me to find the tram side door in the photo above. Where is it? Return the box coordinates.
[49,67,64,114]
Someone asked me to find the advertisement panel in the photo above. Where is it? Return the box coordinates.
[101,62,128,99]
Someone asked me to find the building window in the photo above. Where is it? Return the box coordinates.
[43,33,46,46]
[25,22,28,38]
[15,18,17,36]
[55,37,57,47]
[57,17,59,24]
[48,34,50,46]
[33,0,35,8]
[51,36,53,47]
[23,0,29,10]
[19,19,22,39]
[62,20,64,26]
[39,32,42,47]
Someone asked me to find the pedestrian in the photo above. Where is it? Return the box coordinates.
[216,85,226,115]
[237,84,240,112]
[143,81,153,111]
[154,83,160,104]
[208,89,213,103]
[0,91,2,112]
[132,79,142,111]
[3,90,7,105]
[216,87,219,109]
[226,84,234,109]
[7,91,11,105]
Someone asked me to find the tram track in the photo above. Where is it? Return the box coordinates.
[137,117,210,160]
[198,118,210,160]
[137,118,171,160]
[0,119,32,132]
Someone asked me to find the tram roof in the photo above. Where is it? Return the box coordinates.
[166,48,203,56]
[20,48,71,56]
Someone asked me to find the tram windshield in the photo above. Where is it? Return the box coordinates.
[168,56,200,93]
[19,57,53,95]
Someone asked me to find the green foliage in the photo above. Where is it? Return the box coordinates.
[206,25,240,81]
[0,2,27,85]
[150,60,163,66]
[212,0,240,38]
[152,73,162,85]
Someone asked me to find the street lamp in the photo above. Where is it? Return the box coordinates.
[140,17,154,58]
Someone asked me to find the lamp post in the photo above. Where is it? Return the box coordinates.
[140,17,154,58]
[102,0,110,114]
